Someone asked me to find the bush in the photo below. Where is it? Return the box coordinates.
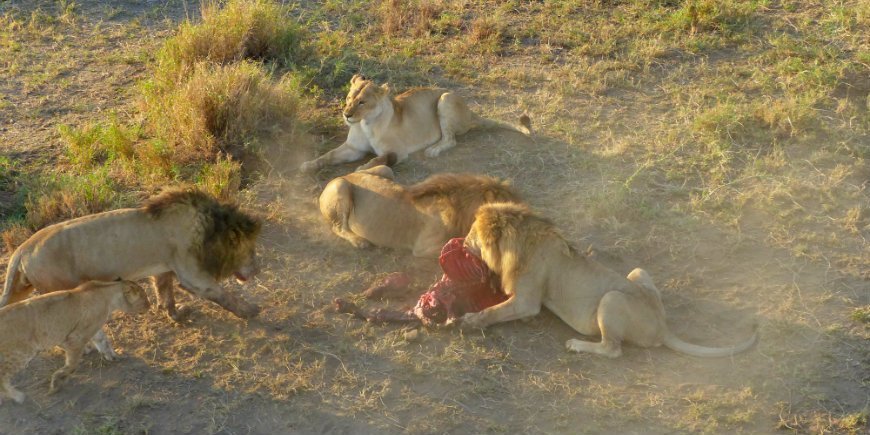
[142,60,306,165]
[155,0,307,84]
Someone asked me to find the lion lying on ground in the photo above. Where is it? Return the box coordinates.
[300,74,532,172]
[2,189,262,339]
[459,203,758,358]
[0,280,149,404]
[319,165,522,257]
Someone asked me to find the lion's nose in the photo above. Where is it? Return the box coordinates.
[343,111,353,118]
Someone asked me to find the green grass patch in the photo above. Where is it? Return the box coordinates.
[142,60,306,166]
[2,0,316,248]
[153,0,307,83]
[851,306,870,324]
[22,167,134,231]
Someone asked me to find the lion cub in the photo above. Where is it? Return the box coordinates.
[300,74,532,172]
[0,280,149,404]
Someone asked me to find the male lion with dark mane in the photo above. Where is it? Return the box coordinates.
[1,189,262,342]
[460,202,758,358]
[300,74,531,172]
[319,165,522,257]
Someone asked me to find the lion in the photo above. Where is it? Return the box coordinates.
[300,74,532,173]
[0,280,150,404]
[459,202,758,358]
[318,165,522,257]
[1,188,262,339]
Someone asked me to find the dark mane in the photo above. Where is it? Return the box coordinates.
[408,173,522,234]
[408,173,519,203]
[143,188,261,279]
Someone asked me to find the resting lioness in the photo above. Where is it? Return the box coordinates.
[300,74,531,172]
[459,203,758,358]
[0,280,149,404]
[319,165,522,257]
[2,188,262,334]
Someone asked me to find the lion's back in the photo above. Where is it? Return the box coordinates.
[17,208,174,291]
[0,290,91,353]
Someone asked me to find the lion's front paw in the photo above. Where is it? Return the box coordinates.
[350,238,372,249]
[300,160,319,173]
[236,301,261,319]
[169,305,193,323]
[458,312,485,330]
[6,389,25,404]
[424,147,442,158]
[101,348,123,362]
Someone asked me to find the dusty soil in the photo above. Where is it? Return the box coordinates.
[1,1,867,434]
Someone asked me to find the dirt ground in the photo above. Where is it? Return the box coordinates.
[1,1,868,434]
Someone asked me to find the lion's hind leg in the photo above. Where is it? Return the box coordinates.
[1,353,28,404]
[320,178,371,249]
[426,92,473,158]
[49,341,86,394]
[566,291,629,358]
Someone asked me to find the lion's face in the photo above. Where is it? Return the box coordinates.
[121,282,151,314]
[233,246,259,284]
[463,226,484,258]
[342,74,389,124]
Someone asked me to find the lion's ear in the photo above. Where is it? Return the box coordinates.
[351,74,367,84]
[380,83,391,95]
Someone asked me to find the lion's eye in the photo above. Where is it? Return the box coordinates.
[359,101,365,105]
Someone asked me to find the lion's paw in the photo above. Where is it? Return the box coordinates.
[237,302,261,319]
[424,147,442,158]
[300,161,319,173]
[458,313,484,330]
[169,305,193,323]
[351,239,372,249]
[12,392,24,404]
[101,349,123,362]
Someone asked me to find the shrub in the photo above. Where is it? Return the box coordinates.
[142,60,305,166]
[155,0,307,84]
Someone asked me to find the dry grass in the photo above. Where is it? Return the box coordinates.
[153,0,306,81]
[377,0,442,38]
[141,60,307,167]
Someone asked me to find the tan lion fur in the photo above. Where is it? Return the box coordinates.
[460,202,758,358]
[318,166,522,257]
[300,74,531,172]
[0,280,149,404]
[1,188,262,328]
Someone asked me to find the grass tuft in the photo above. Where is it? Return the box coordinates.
[378,0,441,38]
[155,0,306,83]
[22,168,134,231]
[142,60,305,166]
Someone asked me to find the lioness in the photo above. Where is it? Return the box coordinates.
[319,165,522,257]
[460,203,758,358]
[0,280,149,404]
[300,74,532,172]
[1,189,262,334]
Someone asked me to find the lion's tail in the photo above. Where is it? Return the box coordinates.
[474,113,532,136]
[663,325,758,358]
[0,250,23,307]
